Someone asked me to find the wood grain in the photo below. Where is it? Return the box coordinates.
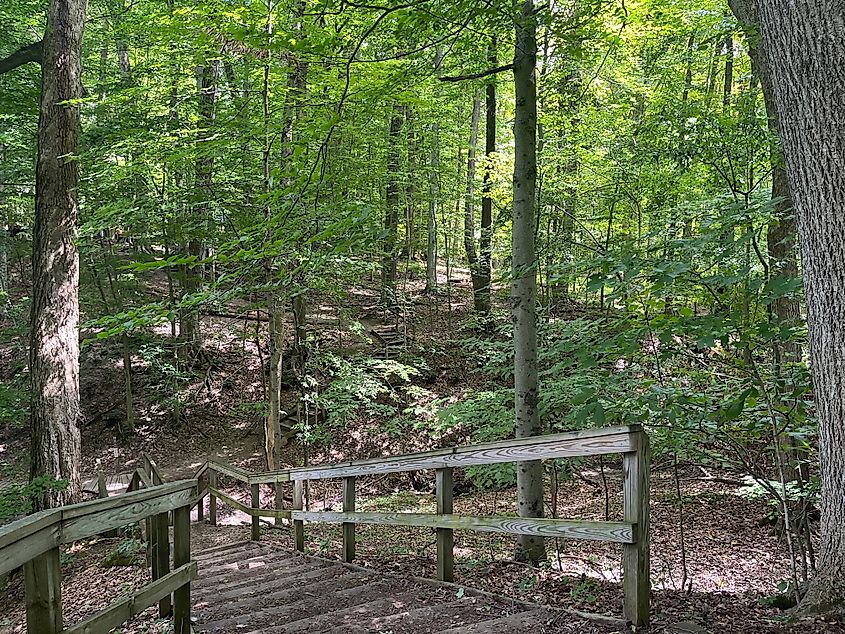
[436,468,454,582]
[209,460,252,483]
[623,431,651,626]
[62,485,195,543]
[292,511,635,543]
[342,477,355,563]
[25,546,61,634]
[61,562,197,634]
[250,426,638,483]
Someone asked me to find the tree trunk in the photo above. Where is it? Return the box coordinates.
[512,0,546,565]
[382,106,404,304]
[180,61,216,361]
[756,0,845,613]
[426,123,440,293]
[476,42,497,318]
[0,142,8,316]
[29,0,88,509]
[464,93,481,283]
[723,35,734,108]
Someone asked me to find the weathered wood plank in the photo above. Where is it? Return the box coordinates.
[436,468,454,582]
[155,509,171,617]
[250,426,638,483]
[209,460,252,483]
[25,546,62,634]
[342,477,355,563]
[623,432,651,626]
[0,509,61,576]
[60,562,197,634]
[61,484,195,543]
[206,487,292,519]
[172,506,191,634]
[208,470,217,526]
[0,509,59,550]
[293,480,304,552]
[250,483,261,541]
[292,512,635,542]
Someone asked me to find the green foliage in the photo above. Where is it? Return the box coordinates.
[0,476,68,522]
[103,538,146,567]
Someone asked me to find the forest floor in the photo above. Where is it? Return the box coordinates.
[0,263,843,633]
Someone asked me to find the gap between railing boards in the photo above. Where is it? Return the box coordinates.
[203,424,651,626]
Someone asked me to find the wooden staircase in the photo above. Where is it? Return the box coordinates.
[192,541,554,633]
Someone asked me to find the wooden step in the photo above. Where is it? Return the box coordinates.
[335,596,519,634]
[438,608,551,633]
[194,569,371,625]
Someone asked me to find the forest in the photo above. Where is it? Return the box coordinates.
[1,0,844,632]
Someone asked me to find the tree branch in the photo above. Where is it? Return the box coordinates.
[0,41,42,75]
[439,63,513,82]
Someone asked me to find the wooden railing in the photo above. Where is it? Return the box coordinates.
[206,424,651,626]
[0,464,198,634]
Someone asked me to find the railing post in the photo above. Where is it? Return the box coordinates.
[436,467,454,583]
[208,468,217,526]
[196,472,205,523]
[623,430,650,626]
[251,483,261,541]
[24,546,62,634]
[342,476,356,563]
[275,480,286,527]
[173,504,191,634]
[293,480,305,552]
[156,509,172,617]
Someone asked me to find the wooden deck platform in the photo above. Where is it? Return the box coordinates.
[192,541,565,633]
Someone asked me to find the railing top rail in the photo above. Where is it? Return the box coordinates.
[0,478,196,577]
[235,424,643,484]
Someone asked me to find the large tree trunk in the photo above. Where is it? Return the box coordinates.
[756,0,845,613]
[512,0,546,565]
[29,0,88,509]
[382,106,404,304]
[179,61,216,361]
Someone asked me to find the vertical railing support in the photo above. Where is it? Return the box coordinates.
[293,480,305,552]
[274,480,284,527]
[172,504,191,634]
[251,483,261,541]
[436,467,454,582]
[342,476,356,563]
[623,429,650,626]
[208,468,217,526]
[24,546,62,634]
[196,471,205,523]
[156,508,172,617]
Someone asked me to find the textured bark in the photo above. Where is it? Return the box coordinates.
[426,123,440,293]
[382,107,404,303]
[0,143,7,316]
[464,94,481,272]
[29,0,88,509]
[756,0,845,613]
[722,36,734,107]
[512,0,546,565]
[179,61,216,360]
[476,43,497,317]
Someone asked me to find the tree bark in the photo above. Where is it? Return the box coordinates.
[29,0,88,509]
[476,42,497,318]
[382,106,404,304]
[512,0,546,565]
[756,0,845,613]
[464,93,481,274]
